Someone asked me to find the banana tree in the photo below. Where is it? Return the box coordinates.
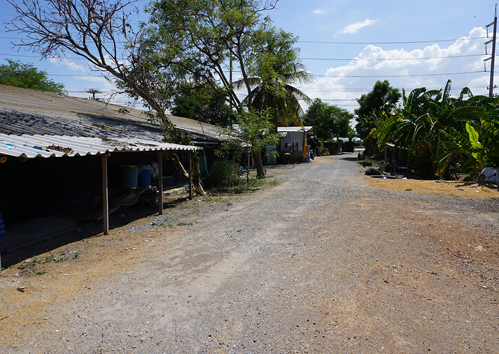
[375,81,479,178]
[437,116,499,178]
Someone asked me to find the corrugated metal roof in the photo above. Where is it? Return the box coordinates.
[0,134,200,159]
[0,84,222,142]
[277,126,314,132]
[277,126,314,138]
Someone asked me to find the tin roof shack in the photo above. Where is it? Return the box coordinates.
[0,85,202,260]
[0,83,223,175]
[278,126,315,163]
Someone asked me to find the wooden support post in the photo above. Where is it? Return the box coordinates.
[158,150,163,215]
[102,153,109,235]
[188,151,193,200]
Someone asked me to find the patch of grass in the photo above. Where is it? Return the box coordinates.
[177,222,193,226]
[35,271,47,276]
[18,249,79,269]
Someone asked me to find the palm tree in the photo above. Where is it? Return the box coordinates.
[233,29,314,127]
[237,69,313,127]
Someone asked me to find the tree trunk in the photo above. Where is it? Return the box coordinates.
[253,151,265,179]
[171,153,206,196]
[192,155,206,195]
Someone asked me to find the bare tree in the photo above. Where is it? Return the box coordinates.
[6,0,179,137]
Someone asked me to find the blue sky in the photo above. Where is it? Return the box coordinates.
[1,0,497,113]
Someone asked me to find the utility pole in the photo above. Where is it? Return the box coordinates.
[484,4,497,97]
[85,88,102,101]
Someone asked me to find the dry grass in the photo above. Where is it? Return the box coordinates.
[365,177,499,199]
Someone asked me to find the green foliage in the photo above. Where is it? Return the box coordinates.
[17,249,76,270]
[375,79,499,179]
[142,0,281,115]
[206,161,240,188]
[0,59,66,94]
[217,109,280,160]
[318,146,330,156]
[171,83,236,125]
[355,80,401,139]
[305,98,353,142]
[235,27,313,126]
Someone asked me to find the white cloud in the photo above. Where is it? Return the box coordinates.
[314,9,325,15]
[342,19,377,34]
[298,27,490,113]
[48,57,85,72]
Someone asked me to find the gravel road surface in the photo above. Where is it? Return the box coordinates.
[1,153,498,353]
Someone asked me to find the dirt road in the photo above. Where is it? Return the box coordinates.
[1,153,499,353]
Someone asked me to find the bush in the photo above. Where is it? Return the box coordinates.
[318,146,330,156]
[206,161,240,188]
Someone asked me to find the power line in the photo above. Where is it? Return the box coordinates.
[298,37,486,45]
[301,54,486,61]
[301,85,487,92]
[279,5,492,9]
[311,71,485,78]
[1,35,486,46]
[42,69,488,79]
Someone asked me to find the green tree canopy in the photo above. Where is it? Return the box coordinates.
[355,80,400,139]
[170,83,236,125]
[0,59,66,95]
[235,28,313,127]
[140,0,290,176]
[305,98,353,142]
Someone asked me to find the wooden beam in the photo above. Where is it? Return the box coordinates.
[188,151,193,200]
[102,153,109,235]
[158,150,163,215]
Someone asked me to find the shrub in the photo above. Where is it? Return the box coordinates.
[318,146,330,156]
[206,161,240,188]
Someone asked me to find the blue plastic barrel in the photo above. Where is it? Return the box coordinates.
[138,165,153,187]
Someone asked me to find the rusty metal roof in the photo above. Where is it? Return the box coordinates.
[0,84,222,142]
[0,133,200,159]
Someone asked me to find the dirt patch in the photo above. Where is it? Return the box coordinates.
[365,177,499,199]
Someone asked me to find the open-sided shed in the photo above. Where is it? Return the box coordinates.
[0,85,204,259]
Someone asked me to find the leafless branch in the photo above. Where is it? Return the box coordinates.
[6,0,179,136]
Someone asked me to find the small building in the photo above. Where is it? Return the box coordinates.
[277,126,315,163]
[0,85,206,258]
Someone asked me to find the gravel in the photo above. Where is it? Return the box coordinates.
[1,153,498,353]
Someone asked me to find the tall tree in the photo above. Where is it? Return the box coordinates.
[140,0,291,177]
[305,98,353,142]
[234,28,313,127]
[355,80,401,140]
[6,0,184,138]
[0,59,66,95]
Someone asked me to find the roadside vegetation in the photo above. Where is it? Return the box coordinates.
[356,80,499,180]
